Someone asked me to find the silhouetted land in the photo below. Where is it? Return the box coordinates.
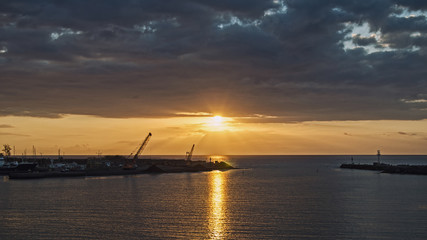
[340,162,427,175]
[5,159,235,180]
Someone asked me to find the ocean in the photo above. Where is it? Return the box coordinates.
[1,155,427,239]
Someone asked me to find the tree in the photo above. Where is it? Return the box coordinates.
[2,144,11,157]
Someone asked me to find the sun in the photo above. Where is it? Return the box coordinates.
[204,115,232,131]
[212,115,224,125]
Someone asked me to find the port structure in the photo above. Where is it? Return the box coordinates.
[123,132,152,170]
[185,144,195,161]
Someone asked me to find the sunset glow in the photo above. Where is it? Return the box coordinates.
[1,1,427,156]
[212,115,223,124]
[2,2,427,240]
[204,115,234,132]
[1,114,427,155]
[209,171,226,239]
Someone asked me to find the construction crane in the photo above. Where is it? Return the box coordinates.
[123,132,152,170]
[185,144,195,161]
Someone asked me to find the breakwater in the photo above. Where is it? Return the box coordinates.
[340,162,427,175]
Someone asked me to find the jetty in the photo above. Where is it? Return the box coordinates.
[340,151,427,175]
[340,162,427,175]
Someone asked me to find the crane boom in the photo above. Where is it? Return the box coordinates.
[133,132,152,160]
[124,132,152,170]
[185,144,195,161]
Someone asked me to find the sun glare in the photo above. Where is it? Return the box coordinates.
[204,115,233,131]
[212,115,223,125]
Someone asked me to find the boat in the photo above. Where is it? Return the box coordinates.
[0,162,37,175]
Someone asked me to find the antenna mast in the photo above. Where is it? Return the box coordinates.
[377,150,381,164]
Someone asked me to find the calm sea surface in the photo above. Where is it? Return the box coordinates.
[1,155,427,239]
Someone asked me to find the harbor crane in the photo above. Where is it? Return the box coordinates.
[123,132,152,170]
[185,144,195,161]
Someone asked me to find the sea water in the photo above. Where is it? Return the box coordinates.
[1,155,427,239]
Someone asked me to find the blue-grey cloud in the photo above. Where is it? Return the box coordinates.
[0,0,426,121]
[352,34,378,46]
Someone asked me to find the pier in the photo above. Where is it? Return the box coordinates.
[340,162,427,175]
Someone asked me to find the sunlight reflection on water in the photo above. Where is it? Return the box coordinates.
[209,170,226,239]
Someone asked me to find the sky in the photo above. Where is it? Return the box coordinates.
[1,0,427,155]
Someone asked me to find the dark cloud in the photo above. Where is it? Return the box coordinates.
[398,131,418,136]
[352,34,378,46]
[0,0,427,121]
[395,0,427,10]
[382,16,427,33]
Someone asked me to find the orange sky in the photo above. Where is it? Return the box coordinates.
[1,2,427,157]
[1,114,426,156]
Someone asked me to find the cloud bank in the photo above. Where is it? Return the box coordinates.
[1,0,427,121]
